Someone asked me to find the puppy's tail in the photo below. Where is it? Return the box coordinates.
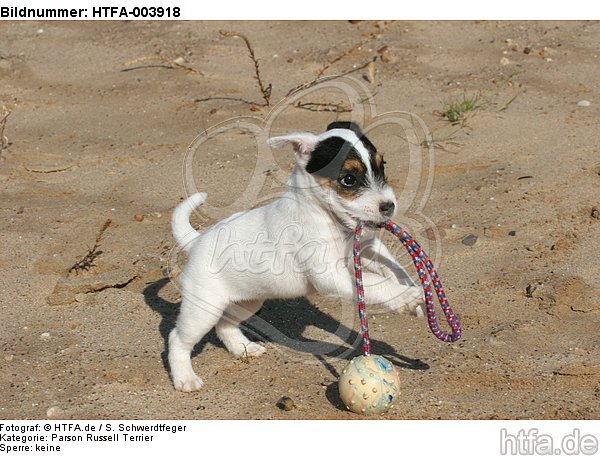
[172,192,207,253]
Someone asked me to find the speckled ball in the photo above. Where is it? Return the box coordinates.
[338,355,401,415]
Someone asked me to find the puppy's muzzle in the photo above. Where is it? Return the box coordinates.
[379,201,395,217]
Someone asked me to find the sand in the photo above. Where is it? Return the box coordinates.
[0,20,599,419]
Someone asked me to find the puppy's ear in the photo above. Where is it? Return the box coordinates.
[267,132,318,165]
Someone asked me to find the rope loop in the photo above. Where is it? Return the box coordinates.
[353,220,462,356]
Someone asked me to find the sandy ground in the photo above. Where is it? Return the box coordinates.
[0,21,599,420]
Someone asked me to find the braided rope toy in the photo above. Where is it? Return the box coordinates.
[354,220,462,354]
[338,220,462,415]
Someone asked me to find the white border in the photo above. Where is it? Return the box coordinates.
[1,420,600,456]
[2,0,600,20]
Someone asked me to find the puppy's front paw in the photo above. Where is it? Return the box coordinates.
[402,296,426,317]
[241,342,266,357]
[173,374,204,392]
[395,286,425,317]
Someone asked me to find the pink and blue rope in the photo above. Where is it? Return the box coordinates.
[353,220,462,356]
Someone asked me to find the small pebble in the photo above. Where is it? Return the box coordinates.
[525,284,536,298]
[577,100,591,107]
[250,105,261,112]
[40,332,51,339]
[462,234,478,246]
[276,396,295,411]
[592,206,599,219]
[4,354,14,362]
[523,47,531,54]
[500,57,510,66]
[377,45,393,63]
[46,406,62,418]
[508,230,517,236]
[134,214,144,222]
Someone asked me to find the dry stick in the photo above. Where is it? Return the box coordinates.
[123,56,203,75]
[315,42,365,79]
[0,107,11,151]
[219,30,272,107]
[194,96,257,106]
[24,165,75,174]
[295,101,352,113]
[421,126,466,152]
[68,219,112,275]
[497,93,519,112]
[285,57,376,98]
[312,21,394,80]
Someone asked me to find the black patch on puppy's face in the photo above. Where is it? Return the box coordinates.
[305,137,368,198]
[305,137,353,179]
[311,124,387,188]
[327,122,378,161]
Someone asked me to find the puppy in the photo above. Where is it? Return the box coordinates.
[169,122,422,392]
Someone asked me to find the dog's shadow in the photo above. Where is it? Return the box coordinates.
[144,278,429,410]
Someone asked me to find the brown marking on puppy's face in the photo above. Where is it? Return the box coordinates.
[333,158,366,200]
[374,152,385,172]
[342,159,366,174]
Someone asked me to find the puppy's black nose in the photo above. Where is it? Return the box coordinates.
[379,201,395,216]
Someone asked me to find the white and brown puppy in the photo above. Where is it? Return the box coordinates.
[169,122,422,392]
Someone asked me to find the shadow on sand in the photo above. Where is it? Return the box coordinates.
[143,278,429,408]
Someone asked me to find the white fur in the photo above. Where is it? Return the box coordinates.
[168,129,423,392]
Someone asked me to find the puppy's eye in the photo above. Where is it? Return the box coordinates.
[339,174,357,188]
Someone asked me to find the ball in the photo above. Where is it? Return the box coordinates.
[338,355,400,415]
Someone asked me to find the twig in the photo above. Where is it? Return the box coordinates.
[194,96,257,106]
[358,90,378,104]
[396,121,466,152]
[0,106,11,152]
[496,93,519,112]
[68,219,112,275]
[295,101,352,113]
[24,164,75,174]
[219,30,272,107]
[316,42,365,79]
[421,126,467,151]
[240,344,250,364]
[286,57,376,98]
[123,56,203,75]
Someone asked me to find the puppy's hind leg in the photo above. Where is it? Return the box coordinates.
[168,296,224,392]
[216,300,266,358]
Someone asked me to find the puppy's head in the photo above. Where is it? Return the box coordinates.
[268,122,397,229]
